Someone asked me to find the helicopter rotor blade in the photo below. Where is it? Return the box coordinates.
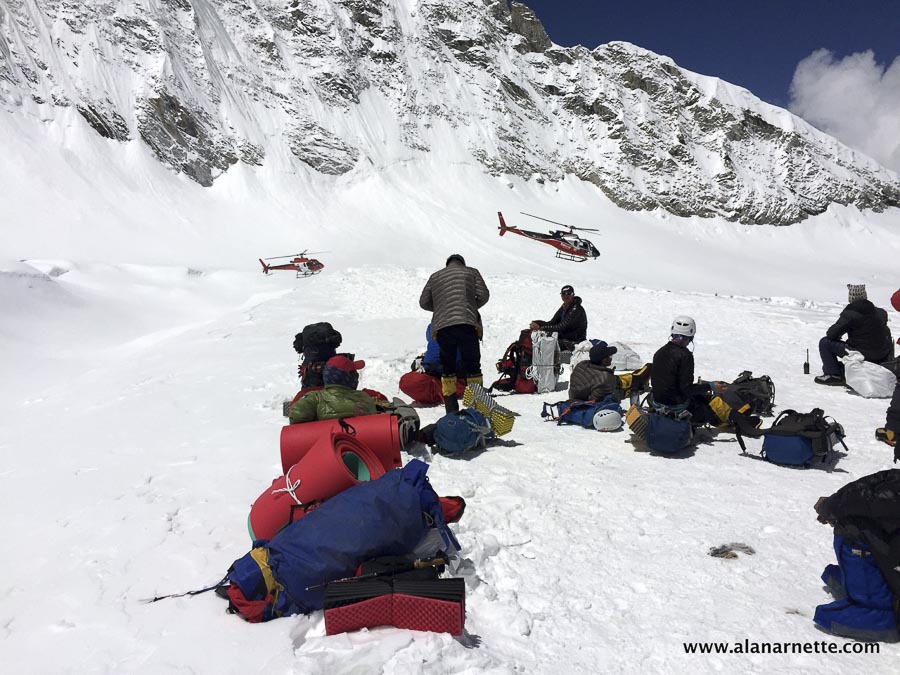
[263,249,331,261]
[263,254,304,261]
[519,211,599,233]
[519,211,572,228]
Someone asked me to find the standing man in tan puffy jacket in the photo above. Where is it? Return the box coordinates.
[419,254,490,413]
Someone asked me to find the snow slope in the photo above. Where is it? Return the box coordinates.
[1,258,898,674]
[3,10,900,667]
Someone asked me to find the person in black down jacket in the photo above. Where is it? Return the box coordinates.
[813,469,900,640]
[816,283,893,386]
[530,284,588,351]
[419,254,490,413]
[569,341,622,402]
[651,316,729,427]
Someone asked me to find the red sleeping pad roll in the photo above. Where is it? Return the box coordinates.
[249,431,385,541]
[280,414,402,474]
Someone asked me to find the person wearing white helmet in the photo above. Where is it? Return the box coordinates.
[650,316,727,426]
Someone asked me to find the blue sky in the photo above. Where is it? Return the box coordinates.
[519,1,900,170]
[521,0,899,107]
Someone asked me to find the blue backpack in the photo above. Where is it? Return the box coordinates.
[733,408,847,467]
[433,409,494,454]
[541,396,623,428]
[646,410,693,454]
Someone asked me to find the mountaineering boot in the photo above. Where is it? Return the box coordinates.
[875,428,896,446]
[814,374,845,386]
[441,375,458,400]
[441,375,460,413]
[709,395,734,427]
[444,396,460,414]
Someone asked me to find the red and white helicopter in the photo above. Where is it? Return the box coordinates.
[258,251,326,277]
[498,211,600,262]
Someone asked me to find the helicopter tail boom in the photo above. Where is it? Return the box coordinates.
[497,211,510,236]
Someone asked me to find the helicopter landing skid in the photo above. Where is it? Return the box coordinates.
[555,251,589,262]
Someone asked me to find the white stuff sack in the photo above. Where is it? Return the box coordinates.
[569,340,594,368]
[608,342,643,371]
[840,350,896,398]
[529,330,560,394]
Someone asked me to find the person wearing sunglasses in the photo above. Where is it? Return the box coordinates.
[529,284,587,351]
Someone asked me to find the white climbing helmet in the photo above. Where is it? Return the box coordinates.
[592,409,624,432]
[670,315,696,338]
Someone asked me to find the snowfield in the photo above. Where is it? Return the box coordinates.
[2,258,899,674]
[3,77,900,673]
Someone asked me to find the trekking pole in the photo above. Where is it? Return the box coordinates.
[305,555,448,591]
[140,574,229,604]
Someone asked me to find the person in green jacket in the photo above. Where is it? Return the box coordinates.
[289,355,379,424]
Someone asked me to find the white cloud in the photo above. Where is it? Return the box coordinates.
[789,48,900,173]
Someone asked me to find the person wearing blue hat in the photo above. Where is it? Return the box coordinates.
[568,341,622,402]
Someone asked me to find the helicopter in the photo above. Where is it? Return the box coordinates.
[258,250,326,278]
[497,212,600,262]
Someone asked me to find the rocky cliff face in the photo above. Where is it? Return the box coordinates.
[1,0,897,223]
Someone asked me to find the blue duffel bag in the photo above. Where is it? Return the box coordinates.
[646,411,693,454]
[541,395,623,429]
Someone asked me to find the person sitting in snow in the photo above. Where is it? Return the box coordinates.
[650,315,760,429]
[530,284,587,352]
[288,355,378,423]
[815,283,893,386]
[812,470,900,641]
[876,289,900,452]
[568,341,622,402]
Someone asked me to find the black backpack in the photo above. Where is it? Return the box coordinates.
[722,371,775,417]
[294,322,343,361]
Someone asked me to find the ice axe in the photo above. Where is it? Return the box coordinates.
[305,554,449,590]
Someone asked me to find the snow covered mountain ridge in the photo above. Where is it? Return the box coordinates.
[1,0,898,225]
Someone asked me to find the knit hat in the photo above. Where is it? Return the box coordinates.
[847,283,867,303]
